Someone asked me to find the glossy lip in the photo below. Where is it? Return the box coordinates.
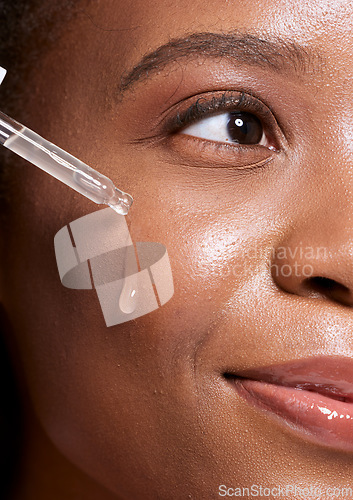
[225,356,353,453]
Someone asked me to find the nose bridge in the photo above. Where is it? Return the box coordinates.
[302,105,353,233]
[310,72,353,174]
[270,132,353,305]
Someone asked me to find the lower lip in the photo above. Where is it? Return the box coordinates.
[229,378,353,452]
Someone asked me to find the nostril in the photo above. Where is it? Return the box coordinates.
[306,276,348,293]
[303,276,352,306]
[306,276,348,292]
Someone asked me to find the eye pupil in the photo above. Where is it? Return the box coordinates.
[227,112,263,144]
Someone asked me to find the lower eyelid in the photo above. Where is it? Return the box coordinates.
[165,132,280,170]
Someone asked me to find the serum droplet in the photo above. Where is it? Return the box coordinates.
[119,278,137,314]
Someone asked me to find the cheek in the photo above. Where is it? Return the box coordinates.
[0,168,236,487]
[0,149,280,495]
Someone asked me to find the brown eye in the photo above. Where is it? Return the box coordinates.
[227,112,263,144]
[180,108,272,149]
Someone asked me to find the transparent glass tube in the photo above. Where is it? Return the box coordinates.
[0,110,133,215]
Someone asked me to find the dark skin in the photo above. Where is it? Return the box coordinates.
[1,0,353,498]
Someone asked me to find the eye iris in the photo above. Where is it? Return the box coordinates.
[227,112,263,144]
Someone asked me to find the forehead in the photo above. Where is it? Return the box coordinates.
[85,0,352,51]
[28,0,352,139]
[76,0,352,87]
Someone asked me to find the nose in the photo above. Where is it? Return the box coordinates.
[271,184,353,308]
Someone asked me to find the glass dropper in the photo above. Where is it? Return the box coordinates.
[0,68,133,216]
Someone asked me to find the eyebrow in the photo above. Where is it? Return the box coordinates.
[119,31,323,93]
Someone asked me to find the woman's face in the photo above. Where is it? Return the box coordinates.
[2,0,353,497]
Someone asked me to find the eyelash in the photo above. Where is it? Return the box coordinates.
[163,90,279,149]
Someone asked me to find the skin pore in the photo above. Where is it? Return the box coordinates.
[1,0,353,498]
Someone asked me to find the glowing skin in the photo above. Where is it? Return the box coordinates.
[1,0,353,499]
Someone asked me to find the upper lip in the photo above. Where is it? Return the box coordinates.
[224,356,353,402]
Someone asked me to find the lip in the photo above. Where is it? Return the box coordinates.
[225,356,353,452]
